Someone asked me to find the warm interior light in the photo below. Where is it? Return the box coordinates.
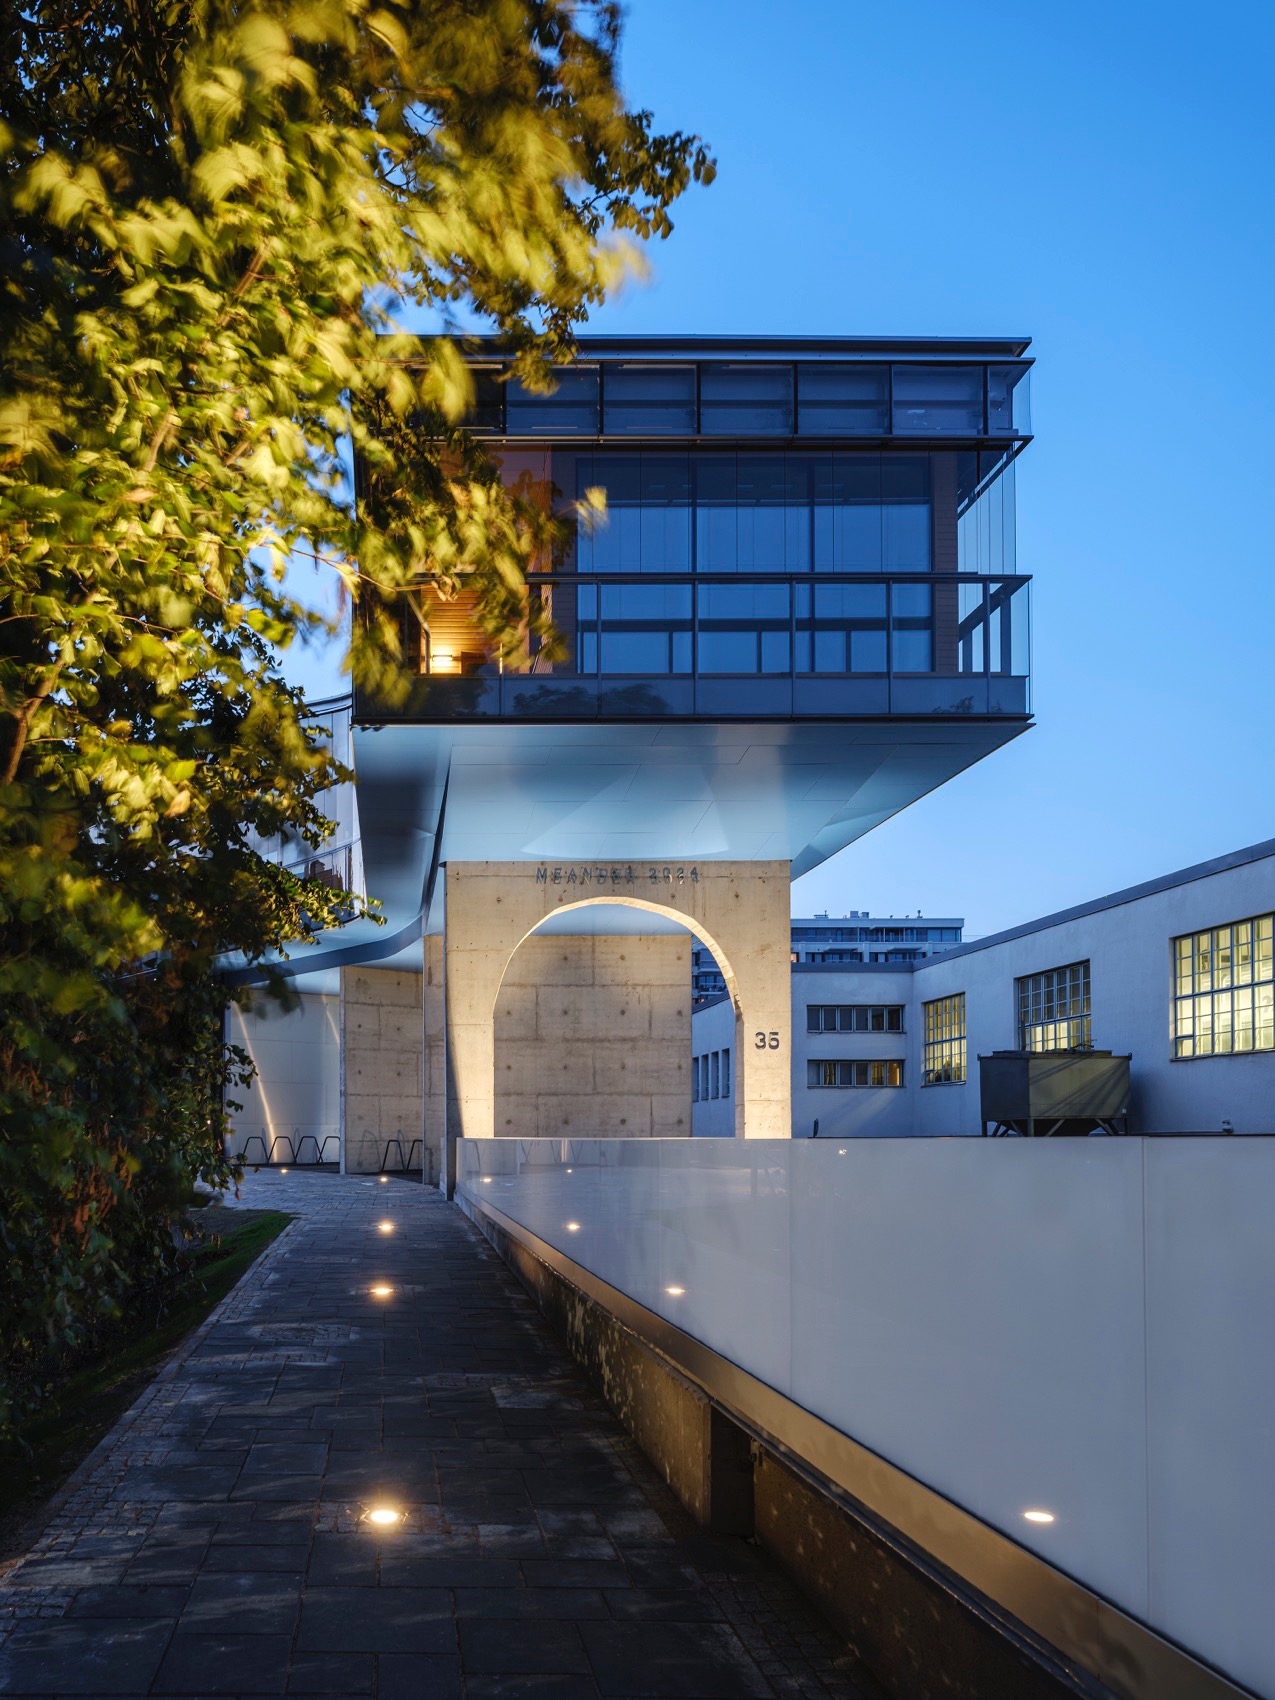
[666,1285,685,1296]
[370,1285,394,1298]
[378,1221,394,1234]
[566,1221,580,1232]
[430,652,458,675]
[366,1506,400,1526]
[1023,1509,1055,1524]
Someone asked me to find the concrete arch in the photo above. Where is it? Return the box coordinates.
[443,860,791,1158]
[495,895,746,1141]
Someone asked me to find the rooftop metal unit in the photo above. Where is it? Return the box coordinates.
[979,1050,1131,1137]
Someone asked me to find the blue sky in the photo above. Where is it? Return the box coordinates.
[291,0,1274,939]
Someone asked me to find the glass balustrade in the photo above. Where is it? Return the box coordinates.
[371,574,1031,722]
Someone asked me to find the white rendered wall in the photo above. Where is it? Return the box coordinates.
[912,850,1275,1135]
[458,1136,1275,1698]
[690,997,735,1136]
[225,987,340,1162]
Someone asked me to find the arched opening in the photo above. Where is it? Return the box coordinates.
[491,896,745,1140]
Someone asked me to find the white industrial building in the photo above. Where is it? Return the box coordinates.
[693,837,1275,1139]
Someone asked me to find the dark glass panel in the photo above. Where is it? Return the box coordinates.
[987,363,1031,435]
[697,582,791,675]
[736,454,791,570]
[505,367,600,435]
[467,367,504,430]
[797,364,888,434]
[694,453,737,570]
[891,582,934,671]
[699,364,794,435]
[812,454,881,571]
[575,455,641,572]
[640,453,692,570]
[603,364,696,434]
[891,366,984,435]
[598,584,692,676]
[882,454,932,568]
[798,584,887,673]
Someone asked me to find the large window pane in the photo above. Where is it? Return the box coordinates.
[640,454,691,570]
[797,364,888,434]
[1172,913,1275,1059]
[506,367,600,435]
[598,585,691,675]
[892,365,984,435]
[700,364,794,434]
[891,583,933,672]
[988,363,1031,435]
[603,365,696,434]
[797,583,887,673]
[697,583,790,674]
[882,455,932,568]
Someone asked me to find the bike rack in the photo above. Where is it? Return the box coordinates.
[379,1138,406,1172]
[268,1134,296,1163]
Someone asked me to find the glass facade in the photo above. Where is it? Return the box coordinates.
[364,343,1033,725]
[922,994,966,1084]
[1017,962,1092,1052]
[1173,915,1275,1057]
[808,1059,904,1088]
[466,357,1032,442]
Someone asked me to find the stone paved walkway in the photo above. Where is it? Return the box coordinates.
[0,1170,884,1699]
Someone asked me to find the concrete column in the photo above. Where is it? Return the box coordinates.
[423,934,446,1187]
[340,965,423,1173]
[444,860,791,1154]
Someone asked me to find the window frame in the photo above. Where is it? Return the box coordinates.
[1171,912,1275,1059]
[807,1059,905,1088]
[922,992,967,1085]
[1015,961,1092,1053]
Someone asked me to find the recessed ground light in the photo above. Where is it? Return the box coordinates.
[666,1285,685,1296]
[378,1221,394,1234]
[379,1174,389,1183]
[280,1167,288,1173]
[566,1167,573,1173]
[566,1221,581,1232]
[365,1506,401,1526]
[838,1149,846,1155]
[482,1176,493,1184]
[1023,1509,1055,1524]
[370,1285,394,1298]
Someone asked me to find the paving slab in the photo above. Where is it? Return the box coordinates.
[0,1169,883,1699]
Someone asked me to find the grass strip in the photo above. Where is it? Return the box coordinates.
[0,1208,292,1551]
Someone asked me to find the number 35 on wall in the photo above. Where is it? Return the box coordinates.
[754,1031,782,1050]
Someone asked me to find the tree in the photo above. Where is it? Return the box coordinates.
[0,0,712,1434]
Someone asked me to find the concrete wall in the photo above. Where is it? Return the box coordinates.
[495,934,692,1138]
[444,860,791,1149]
[340,965,423,1174]
[225,987,340,1162]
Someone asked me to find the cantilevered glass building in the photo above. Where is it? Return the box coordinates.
[344,337,1032,946]
[235,337,1034,1167]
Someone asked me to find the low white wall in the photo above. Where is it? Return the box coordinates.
[457,1135,1275,1699]
[225,989,340,1163]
